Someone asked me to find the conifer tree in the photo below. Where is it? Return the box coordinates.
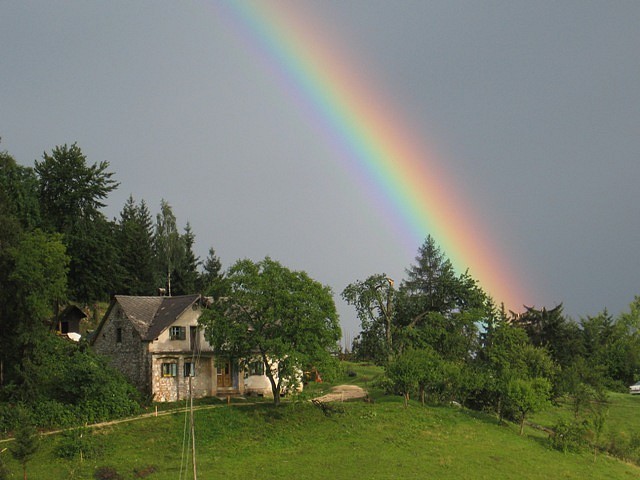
[117,196,156,295]
[10,408,39,480]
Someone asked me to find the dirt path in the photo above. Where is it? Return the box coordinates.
[0,401,256,444]
[313,385,368,403]
[1,387,368,444]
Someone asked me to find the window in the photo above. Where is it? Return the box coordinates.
[116,327,122,343]
[162,363,177,377]
[248,361,265,376]
[184,362,195,377]
[169,326,186,340]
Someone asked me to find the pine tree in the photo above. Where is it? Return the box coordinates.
[401,235,459,314]
[201,247,222,289]
[172,223,200,295]
[117,196,156,295]
[11,408,39,480]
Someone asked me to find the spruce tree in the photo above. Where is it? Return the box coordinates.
[172,223,200,295]
[10,408,39,480]
[117,196,156,295]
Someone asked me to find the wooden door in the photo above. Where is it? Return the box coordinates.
[217,361,232,388]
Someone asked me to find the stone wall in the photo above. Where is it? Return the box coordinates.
[151,355,215,402]
[92,305,151,395]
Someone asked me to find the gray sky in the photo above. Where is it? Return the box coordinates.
[2,1,639,341]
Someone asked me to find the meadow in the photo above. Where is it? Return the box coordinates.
[2,364,640,479]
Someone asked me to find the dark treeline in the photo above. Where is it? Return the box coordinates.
[0,142,223,432]
[2,142,223,304]
[344,235,640,436]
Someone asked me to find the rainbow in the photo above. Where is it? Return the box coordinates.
[214,1,529,310]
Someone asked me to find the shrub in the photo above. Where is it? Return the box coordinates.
[133,465,158,478]
[0,453,10,480]
[55,427,102,460]
[550,420,589,453]
[94,466,123,480]
[606,432,640,464]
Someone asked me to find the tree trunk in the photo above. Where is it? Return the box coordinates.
[519,415,525,435]
[403,392,410,407]
[261,352,281,406]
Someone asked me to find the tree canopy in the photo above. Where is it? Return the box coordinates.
[199,257,341,405]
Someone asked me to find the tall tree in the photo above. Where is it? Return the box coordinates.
[34,143,118,232]
[34,143,119,301]
[342,274,395,364]
[200,257,341,406]
[397,236,486,326]
[67,216,122,303]
[172,222,200,295]
[200,246,223,295]
[0,151,41,231]
[154,200,183,296]
[10,407,39,480]
[400,235,460,315]
[512,304,582,368]
[0,229,69,387]
[394,235,487,356]
[116,196,156,295]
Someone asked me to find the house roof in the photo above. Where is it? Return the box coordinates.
[92,294,201,343]
[144,295,201,340]
[59,304,88,322]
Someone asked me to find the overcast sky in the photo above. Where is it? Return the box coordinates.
[2,1,639,341]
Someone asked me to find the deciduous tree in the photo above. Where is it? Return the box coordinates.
[154,200,183,296]
[342,273,395,364]
[34,143,118,232]
[34,143,119,301]
[505,377,551,435]
[200,257,341,405]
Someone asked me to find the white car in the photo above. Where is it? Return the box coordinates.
[629,381,640,394]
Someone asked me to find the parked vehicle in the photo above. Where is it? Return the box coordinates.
[629,381,640,394]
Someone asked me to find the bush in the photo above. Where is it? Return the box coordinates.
[0,402,20,436]
[31,400,76,429]
[94,466,123,480]
[606,432,640,464]
[2,335,141,430]
[133,465,157,478]
[55,427,102,460]
[0,453,10,480]
[550,420,589,453]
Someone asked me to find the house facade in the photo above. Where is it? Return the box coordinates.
[91,294,244,402]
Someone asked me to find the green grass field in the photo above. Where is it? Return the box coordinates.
[2,363,640,479]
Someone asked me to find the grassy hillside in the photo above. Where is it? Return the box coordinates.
[2,363,640,479]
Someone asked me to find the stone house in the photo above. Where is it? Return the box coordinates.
[91,294,244,402]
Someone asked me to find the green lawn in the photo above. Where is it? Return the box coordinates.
[2,363,640,479]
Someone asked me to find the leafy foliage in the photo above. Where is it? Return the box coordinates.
[35,143,118,232]
[54,427,102,460]
[200,257,341,405]
[342,274,395,364]
[34,143,119,302]
[1,335,140,430]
